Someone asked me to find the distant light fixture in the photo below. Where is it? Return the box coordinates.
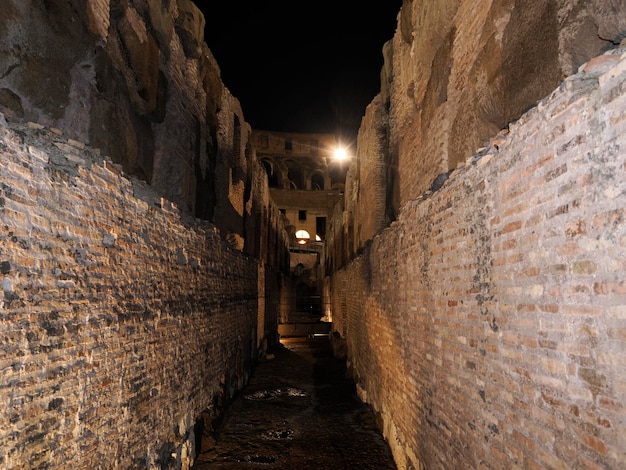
[333,147,348,161]
[295,229,310,245]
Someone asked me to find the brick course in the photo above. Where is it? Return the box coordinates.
[330,51,626,469]
[0,119,268,469]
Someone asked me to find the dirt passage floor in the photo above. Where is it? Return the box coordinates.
[193,336,397,469]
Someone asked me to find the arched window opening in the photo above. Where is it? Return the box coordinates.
[261,159,280,187]
[311,172,325,190]
[285,159,304,189]
[329,165,347,190]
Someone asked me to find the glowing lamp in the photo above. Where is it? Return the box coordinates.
[295,229,310,245]
[333,147,348,161]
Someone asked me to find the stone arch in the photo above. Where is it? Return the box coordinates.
[311,171,325,190]
[261,158,281,187]
[285,159,304,189]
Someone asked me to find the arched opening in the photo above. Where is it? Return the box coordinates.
[261,158,280,187]
[285,159,304,189]
[295,229,310,245]
[311,172,325,190]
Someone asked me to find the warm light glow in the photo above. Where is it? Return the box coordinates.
[295,229,310,244]
[333,147,348,161]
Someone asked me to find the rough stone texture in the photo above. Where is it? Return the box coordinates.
[175,0,206,60]
[375,0,626,223]
[0,116,288,469]
[332,0,626,266]
[0,3,293,466]
[346,94,393,251]
[330,50,626,469]
[0,0,248,241]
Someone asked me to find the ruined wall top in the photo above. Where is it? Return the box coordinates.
[0,0,289,258]
[0,0,240,218]
[388,0,626,204]
[332,0,626,264]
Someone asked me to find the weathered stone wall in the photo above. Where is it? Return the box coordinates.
[393,0,626,204]
[331,51,626,469]
[245,148,291,345]
[0,0,251,243]
[0,4,293,467]
[343,0,626,253]
[345,94,391,254]
[0,115,271,468]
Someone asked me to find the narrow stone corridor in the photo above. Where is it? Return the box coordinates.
[193,337,397,469]
[2,2,625,468]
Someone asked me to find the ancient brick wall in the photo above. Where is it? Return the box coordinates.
[330,51,626,469]
[0,117,267,469]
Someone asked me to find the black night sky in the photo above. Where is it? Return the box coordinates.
[200,1,402,142]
